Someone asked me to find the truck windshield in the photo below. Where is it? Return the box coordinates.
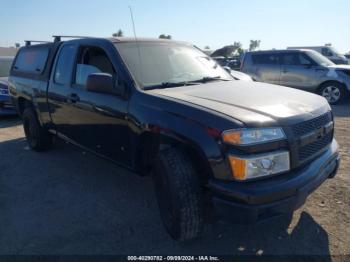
[115,42,232,89]
[306,50,334,67]
[0,60,12,77]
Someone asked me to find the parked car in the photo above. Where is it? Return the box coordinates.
[9,37,339,241]
[225,57,241,70]
[0,56,16,115]
[211,56,227,66]
[287,46,348,65]
[212,55,241,70]
[241,49,350,104]
[345,54,350,64]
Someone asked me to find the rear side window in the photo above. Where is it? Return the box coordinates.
[54,45,76,85]
[280,53,299,65]
[252,54,278,65]
[13,47,49,74]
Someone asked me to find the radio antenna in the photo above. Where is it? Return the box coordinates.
[129,6,143,81]
[129,6,138,42]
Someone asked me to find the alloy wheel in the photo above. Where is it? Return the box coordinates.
[322,86,341,104]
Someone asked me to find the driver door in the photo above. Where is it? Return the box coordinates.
[279,52,317,90]
[50,43,131,165]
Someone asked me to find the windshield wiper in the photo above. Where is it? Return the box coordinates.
[144,81,199,90]
[144,76,230,90]
[186,76,230,84]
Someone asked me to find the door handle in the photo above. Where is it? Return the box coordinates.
[67,93,80,103]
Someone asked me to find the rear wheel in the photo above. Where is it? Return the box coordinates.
[153,148,204,241]
[319,82,348,105]
[22,107,52,151]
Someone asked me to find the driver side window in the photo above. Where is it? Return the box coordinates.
[280,53,313,66]
[298,53,313,66]
[74,46,116,86]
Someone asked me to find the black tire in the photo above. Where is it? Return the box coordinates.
[153,148,204,241]
[22,107,52,151]
[319,82,348,105]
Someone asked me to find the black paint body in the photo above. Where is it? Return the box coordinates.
[8,38,340,223]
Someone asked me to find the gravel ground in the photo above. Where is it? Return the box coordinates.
[0,104,349,256]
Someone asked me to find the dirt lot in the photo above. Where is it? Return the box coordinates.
[0,104,349,256]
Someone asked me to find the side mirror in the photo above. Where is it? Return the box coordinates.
[86,73,114,94]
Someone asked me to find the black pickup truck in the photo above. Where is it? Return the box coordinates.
[9,36,340,241]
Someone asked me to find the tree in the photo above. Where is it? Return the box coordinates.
[233,42,244,55]
[233,42,242,50]
[249,40,261,51]
[159,34,172,39]
[204,45,210,50]
[15,43,20,49]
[211,42,242,57]
[237,48,245,55]
[211,45,234,57]
[325,43,332,47]
[112,29,124,37]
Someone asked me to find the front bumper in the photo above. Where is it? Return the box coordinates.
[208,139,340,224]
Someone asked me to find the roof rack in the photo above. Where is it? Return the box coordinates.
[24,40,51,47]
[52,35,93,42]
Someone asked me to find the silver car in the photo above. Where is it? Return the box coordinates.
[287,46,348,65]
[241,49,350,104]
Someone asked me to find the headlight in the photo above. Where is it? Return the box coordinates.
[228,151,290,181]
[222,128,286,145]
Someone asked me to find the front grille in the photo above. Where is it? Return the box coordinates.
[298,132,333,161]
[292,112,332,136]
[289,112,333,164]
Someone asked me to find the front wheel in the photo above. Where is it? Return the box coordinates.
[319,82,348,105]
[153,148,204,241]
[22,107,52,151]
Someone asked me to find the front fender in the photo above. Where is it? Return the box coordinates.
[129,91,240,180]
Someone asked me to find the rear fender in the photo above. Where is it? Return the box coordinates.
[8,77,48,126]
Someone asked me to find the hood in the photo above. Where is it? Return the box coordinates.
[150,81,330,126]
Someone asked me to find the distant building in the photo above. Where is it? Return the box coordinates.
[0,47,18,56]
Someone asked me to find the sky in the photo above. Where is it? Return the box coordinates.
[0,0,349,53]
